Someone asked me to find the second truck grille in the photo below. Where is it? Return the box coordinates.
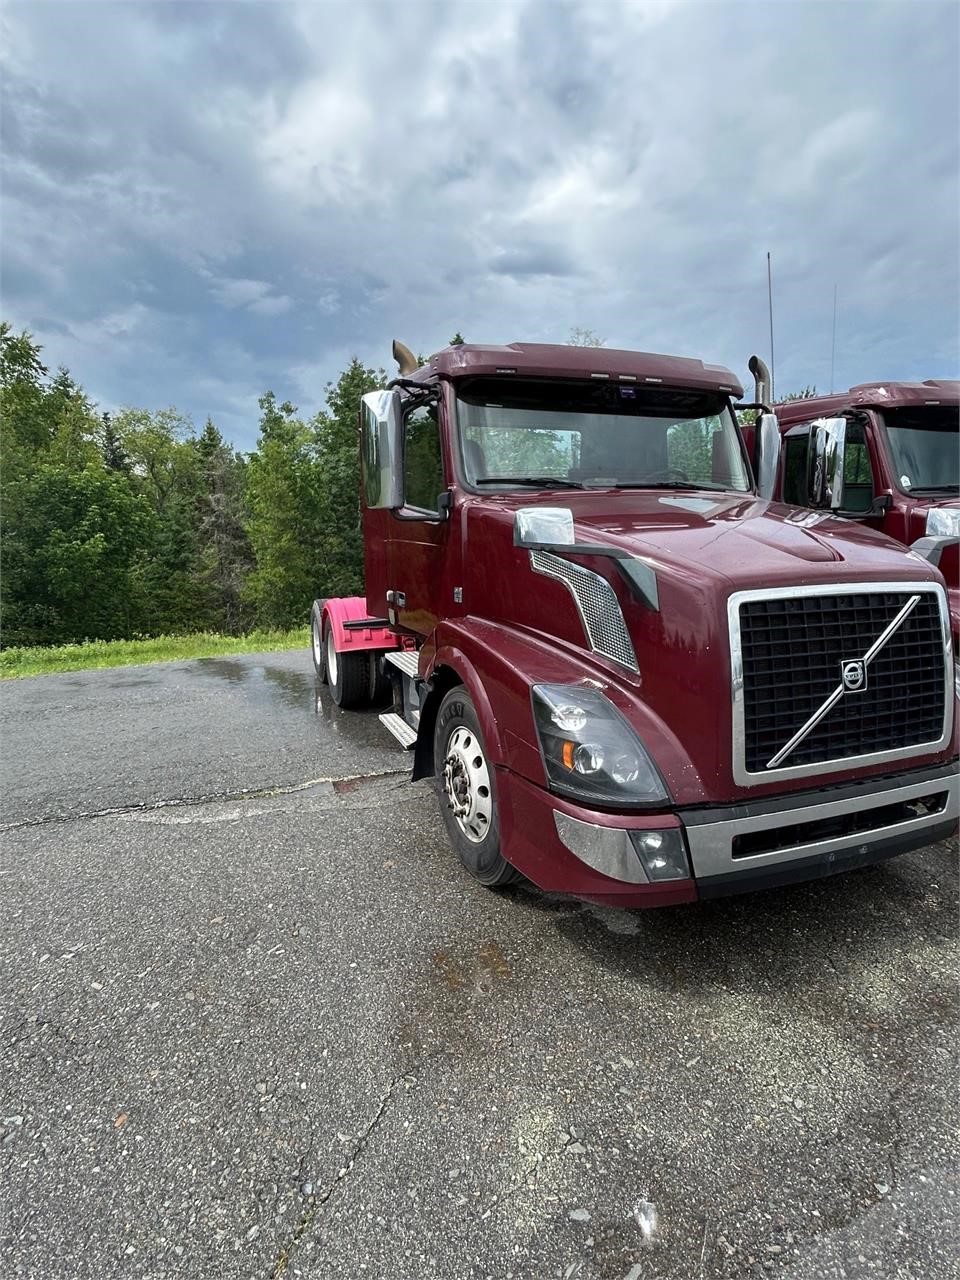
[738,590,946,773]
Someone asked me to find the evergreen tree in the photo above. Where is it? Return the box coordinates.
[244,393,323,628]
[196,418,253,632]
[100,412,131,473]
[113,407,210,634]
[312,357,385,598]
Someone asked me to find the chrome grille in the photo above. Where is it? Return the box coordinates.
[531,550,639,672]
[729,582,952,785]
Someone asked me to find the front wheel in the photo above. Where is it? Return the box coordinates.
[434,687,520,888]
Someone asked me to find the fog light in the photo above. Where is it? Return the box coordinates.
[629,828,690,881]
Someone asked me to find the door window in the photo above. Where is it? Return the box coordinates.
[403,403,445,512]
[783,433,809,505]
[841,422,874,512]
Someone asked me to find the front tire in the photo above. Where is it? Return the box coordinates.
[434,687,520,888]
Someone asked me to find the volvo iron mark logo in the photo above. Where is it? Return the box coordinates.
[841,659,867,693]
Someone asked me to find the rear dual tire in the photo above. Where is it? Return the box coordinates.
[312,603,390,709]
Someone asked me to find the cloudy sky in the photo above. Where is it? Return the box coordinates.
[2,0,957,448]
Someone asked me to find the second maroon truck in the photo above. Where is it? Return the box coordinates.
[311,340,958,907]
[763,378,959,644]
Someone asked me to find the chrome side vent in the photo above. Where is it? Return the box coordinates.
[530,549,639,673]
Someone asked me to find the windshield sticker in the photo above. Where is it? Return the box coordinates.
[900,474,912,488]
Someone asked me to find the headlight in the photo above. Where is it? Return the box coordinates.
[925,508,960,538]
[532,683,669,806]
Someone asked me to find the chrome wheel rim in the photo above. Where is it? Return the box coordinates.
[312,617,323,668]
[443,725,492,843]
[325,628,338,686]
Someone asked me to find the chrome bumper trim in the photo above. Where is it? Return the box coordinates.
[553,811,649,884]
[685,770,959,881]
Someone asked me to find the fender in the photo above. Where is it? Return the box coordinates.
[416,617,707,803]
[414,643,508,782]
[320,596,399,654]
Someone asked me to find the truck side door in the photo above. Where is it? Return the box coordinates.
[385,398,458,638]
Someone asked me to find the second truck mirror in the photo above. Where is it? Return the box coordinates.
[754,413,781,500]
[807,417,847,510]
[360,389,403,510]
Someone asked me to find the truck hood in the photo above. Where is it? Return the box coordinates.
[546,490,935,590]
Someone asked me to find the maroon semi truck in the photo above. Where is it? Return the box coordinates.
[755,378,959,645]
[310,340,958,908]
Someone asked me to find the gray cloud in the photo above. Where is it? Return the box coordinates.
[1,0,956,447]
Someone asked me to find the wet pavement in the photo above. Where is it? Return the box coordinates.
[0,650,957,1279]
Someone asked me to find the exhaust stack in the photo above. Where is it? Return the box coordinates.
[392,340,419,376]
[748,354,772,409]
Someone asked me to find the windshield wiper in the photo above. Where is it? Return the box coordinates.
[906,485,959,494]
[610,481,729,492]
[475,476,585,489]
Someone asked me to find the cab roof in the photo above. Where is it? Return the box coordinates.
[407,342,743,398]
[776,379,959,424]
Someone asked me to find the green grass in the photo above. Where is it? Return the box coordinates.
[0,628,311,679]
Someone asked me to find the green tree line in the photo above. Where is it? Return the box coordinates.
[0,322,385,646]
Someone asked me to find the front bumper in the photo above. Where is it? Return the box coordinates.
[683,762,958,898]
[496,762,958,908]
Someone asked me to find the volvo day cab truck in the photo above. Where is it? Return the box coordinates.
[311,341,958,908]
[760,379,959,647]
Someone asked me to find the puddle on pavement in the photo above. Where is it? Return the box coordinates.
[188,655,395,751]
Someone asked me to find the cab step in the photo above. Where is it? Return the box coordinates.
[378,711,417,749]
[384,649,420,679]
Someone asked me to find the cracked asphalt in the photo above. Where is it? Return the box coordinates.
[1,650,957,1280]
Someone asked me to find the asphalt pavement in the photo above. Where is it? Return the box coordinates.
[1,651,957,1280]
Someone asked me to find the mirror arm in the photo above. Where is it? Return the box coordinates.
[393,491,452,523]
[386,377,439,399]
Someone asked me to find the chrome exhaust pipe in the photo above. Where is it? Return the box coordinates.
[392,340,419,376]
[748,354,772,409]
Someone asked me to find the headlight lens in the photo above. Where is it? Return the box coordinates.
[532,683,669,806]
[925,508,960,538]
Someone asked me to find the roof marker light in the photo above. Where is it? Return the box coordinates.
[495,367,517,374]
[618,374,637,382]
[644,377,663,383]
[590,372,610,379]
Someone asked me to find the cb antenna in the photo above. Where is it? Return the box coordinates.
[766,251,776,403]
[830,284,838,393]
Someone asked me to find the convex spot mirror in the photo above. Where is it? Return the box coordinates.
[360,389,403,510]
[807,417,847,510]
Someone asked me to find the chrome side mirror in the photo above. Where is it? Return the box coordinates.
[360,389,403,510]
[807,417,847,510]
[754,413,781,500]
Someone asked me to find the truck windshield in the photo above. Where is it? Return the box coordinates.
[456,379,751,493]
[882,406,959,494]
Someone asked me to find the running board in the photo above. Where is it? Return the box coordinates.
[384,649,420,679]
[378,712,417,750]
